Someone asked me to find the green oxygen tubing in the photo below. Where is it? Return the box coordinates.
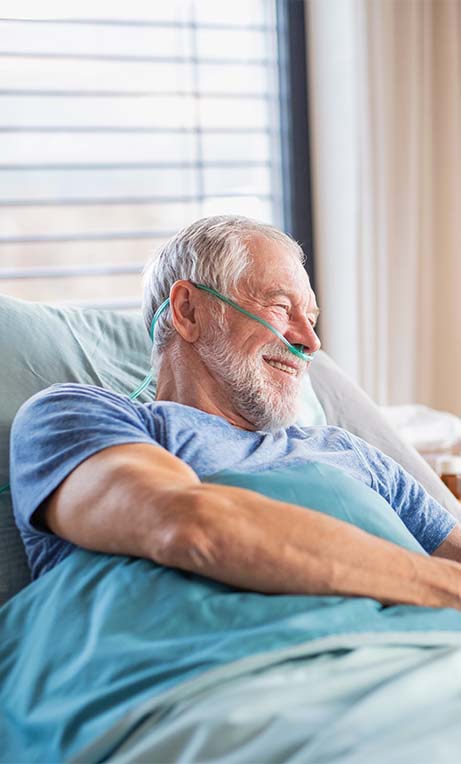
[129,282,316,402]
[0,282,316,495]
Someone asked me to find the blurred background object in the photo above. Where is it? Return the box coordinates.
[381,404,461,470]
[307,0,461,415]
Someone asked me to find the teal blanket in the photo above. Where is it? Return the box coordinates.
[1,463,461,763]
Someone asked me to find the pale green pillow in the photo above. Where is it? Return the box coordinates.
[0,295,154,603]
[0,294,325,603]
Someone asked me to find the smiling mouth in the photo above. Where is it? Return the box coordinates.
[263,357,299,377]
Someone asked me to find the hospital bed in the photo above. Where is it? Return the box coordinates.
[1,293,461,763]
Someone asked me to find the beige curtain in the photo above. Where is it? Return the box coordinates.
[306,0,461,414]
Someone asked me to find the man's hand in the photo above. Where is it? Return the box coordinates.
[38,443,461,610]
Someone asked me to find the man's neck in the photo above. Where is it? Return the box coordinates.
[154,348,257,431]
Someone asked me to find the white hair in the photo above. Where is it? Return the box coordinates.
[142,214,305,358]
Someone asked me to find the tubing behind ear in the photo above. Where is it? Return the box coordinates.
[129,298,170,401]
[149,297,171,342]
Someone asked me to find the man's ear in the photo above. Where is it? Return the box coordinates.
[169,280,201,343]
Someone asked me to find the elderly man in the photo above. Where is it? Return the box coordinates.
[10,216,461,608]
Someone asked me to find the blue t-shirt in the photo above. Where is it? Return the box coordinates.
[10,383,457,579]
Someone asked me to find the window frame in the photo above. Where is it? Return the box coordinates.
[276,0,317,294]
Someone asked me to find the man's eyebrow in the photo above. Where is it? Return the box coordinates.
[262,288,291,299]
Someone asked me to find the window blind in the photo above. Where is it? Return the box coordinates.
[0,0,284,310]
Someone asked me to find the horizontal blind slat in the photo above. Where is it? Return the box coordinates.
[0,168,272,202]
[0,52,271,66]
[0,18,269,31]
[0,59,270,96]
[0,0,268,25]
[0,264,143,278]
[0,126,272,133]
[0,95,270,129]
[2,132,270,165]
[0,89,271,99]
[0,161,271,170]
[0,231,176,244]
[0,194,272,208]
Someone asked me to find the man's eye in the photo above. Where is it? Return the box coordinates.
[276,304,290,313]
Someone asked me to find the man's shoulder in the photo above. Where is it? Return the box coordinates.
[19,381,128,408]
[14,385,232,431]
[11,383,148,442]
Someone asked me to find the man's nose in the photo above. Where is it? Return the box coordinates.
[286,318,321,355]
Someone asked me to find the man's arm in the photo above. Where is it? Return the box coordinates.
[39,442,461,610]
[350,433,461,560]
[432,526,461,563]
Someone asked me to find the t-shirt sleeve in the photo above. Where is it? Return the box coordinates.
[349,434,458,553]
[10,383,157,538]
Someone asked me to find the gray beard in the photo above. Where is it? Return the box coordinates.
[196,330,305,432]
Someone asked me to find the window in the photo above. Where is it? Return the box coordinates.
[0,0,287,309]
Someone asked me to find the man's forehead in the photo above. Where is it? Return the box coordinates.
[247,241,301,275]
[242,234,317,305]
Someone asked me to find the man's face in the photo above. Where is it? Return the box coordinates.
[195,235,321,431]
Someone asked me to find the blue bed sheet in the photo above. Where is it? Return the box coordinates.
[1,463,460,763]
